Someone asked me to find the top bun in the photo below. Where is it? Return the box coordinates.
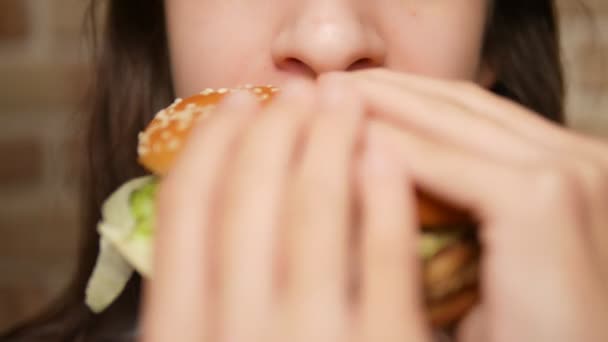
[137,86,279,175]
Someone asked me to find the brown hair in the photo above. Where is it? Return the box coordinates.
[2,1,564,340]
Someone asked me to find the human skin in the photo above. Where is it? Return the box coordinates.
[164,0,493,96]
[140,1,608,341]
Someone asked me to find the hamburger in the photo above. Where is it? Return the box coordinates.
[85,85,480,328]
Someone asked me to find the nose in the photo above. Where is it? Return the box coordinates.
[272,1,386,78]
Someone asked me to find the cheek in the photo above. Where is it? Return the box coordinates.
[166,0,490,94]
[166,1,273,97]
[385,2,488,81]
[169,32,261,96]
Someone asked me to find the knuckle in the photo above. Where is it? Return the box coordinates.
[528,165,583,211]
[574,161,608,210]
[576,161,607,191]
[367,121,393,148]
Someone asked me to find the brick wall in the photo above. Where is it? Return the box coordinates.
[0,0,607,334]
[560,0,608,136]
[0,0,91,333]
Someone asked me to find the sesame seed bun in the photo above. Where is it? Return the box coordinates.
[138,85,279,175]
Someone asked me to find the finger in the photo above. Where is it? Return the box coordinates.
[348,69,608,164]
[340,69,545,165]
[575,162,608,281]
[218,80,316,342]
[457,305,487,342]
[283,76,363,342]
[141,91,261,342]
[347,69,608,282]
[368,120,595,272]
[351,69,608,338]
[358,134,430,342]
[368,120,607,329]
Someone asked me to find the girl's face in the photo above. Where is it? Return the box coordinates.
[165,0,492,97]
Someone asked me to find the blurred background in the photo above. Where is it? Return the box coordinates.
[0,0,606,334]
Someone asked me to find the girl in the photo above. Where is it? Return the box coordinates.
[3,0,608,341]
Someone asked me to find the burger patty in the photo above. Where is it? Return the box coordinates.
[421,225,480,327]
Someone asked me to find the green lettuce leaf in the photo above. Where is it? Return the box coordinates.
[85,237,134,313]
[419,231,460,260]
[85,176,157,313]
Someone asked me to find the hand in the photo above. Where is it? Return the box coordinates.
[139,78,430,342]
[337,69,608,342]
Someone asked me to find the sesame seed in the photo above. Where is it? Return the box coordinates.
[159,117,170,128]
[218,88,228,94]
[177,121,190,131]
[253,87,263,94]
[200,106,215,117]
[146,125,160,137]
[138,146,149,156]
[168,139,181,151]
[138,132,149,144]
[161,131,171,140]
[173,107,195,123]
